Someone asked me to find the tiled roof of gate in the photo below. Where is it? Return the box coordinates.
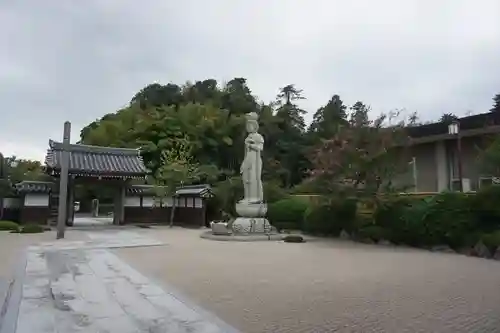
[45,140,147,178]
[126,184,213,197]
[127,185,163,196]
[175,184,213,197]
[15,181,54,194]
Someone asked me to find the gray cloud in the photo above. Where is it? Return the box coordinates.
[1,0,500,161]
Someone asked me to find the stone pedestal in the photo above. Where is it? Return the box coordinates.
[232,217,272,234]
[231,202,272,234]
[210,221,232,235]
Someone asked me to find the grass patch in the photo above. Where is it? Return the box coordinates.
[0,220,20,231]
[10,224,45,234]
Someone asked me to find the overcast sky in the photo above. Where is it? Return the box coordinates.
[1,0,500,162]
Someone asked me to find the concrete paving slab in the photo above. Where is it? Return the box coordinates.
[11,231,239,333]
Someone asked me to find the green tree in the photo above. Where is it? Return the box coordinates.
[276,84,306,131]
[131,83,184,110]
[490,93,500,113]
[310,113,410,195]
[309,94,348,139]
[154,134,218,226]
[479,135,500,176]
[439,113,458,124]
[3,156,47,184]
[349,101,370,128]
[273,85,309,187]
[220,78,258,117]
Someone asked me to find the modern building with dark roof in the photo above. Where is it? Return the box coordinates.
[398,111,500,192]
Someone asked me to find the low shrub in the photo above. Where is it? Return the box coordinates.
[481,230,500,251]
[374,192,476,248]
[470,185,500,232]
[0,220,20,231]
[208,178,288,220]
[263,181,288,204]
[422,192,475,248]
[18,224,44,234]
[357,225,390,242]
[303,197,357,236]
[268,197,309,231]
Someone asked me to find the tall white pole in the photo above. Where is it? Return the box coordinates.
[57,121,71,239]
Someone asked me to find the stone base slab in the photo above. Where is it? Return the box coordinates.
[232,217,272,234]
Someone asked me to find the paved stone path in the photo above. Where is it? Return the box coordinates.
[12,231,239,333]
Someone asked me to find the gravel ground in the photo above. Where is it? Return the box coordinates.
[115,228,500,333]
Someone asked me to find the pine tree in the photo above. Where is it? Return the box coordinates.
[490,93,500,113]
[309,95,348,139]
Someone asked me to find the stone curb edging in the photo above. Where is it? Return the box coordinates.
[0,249,27,333]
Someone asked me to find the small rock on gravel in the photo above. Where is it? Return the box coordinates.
[493,247,500,261]
[377,239,393,246]
[339,230,350,240]
[473,241,491,258]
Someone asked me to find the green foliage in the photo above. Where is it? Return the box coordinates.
[309,112,411,196]
[471,185,500,232]
[207,180,288,221]
[283,234,305,243]
[0,220,20,231]
[303,205,337,235]
[75,80,500,208]
[0,156,48,185]
[490,93,500,113]
[439,113,458,124]
[374,196,428,245]
[423,192,475,248]
[290,176,331,195]
[303,197,358,236]
[0,179,14,197]
[309,95,347,140]
[373,192,477,248]
[478,135,500,177]
[481,231,500,250]
[263,181,288,203]
[357,225,389,242]
[209,177,244,218]
[18,224,44,234]
[267,197,308,231]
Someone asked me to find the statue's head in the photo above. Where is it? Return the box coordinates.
[245,112,259,133]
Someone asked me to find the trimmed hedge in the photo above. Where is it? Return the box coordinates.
[470,185,500,232]
[482,231,500,251]
[19,224,45,234]
[208,179,289,221]
[0,220,20,231]
[303,197,357,236]
[357,225,389,242]
[268,197,309,231]
[371,187,500,249]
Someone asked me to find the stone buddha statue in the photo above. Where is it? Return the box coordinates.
[239,112,264,204]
